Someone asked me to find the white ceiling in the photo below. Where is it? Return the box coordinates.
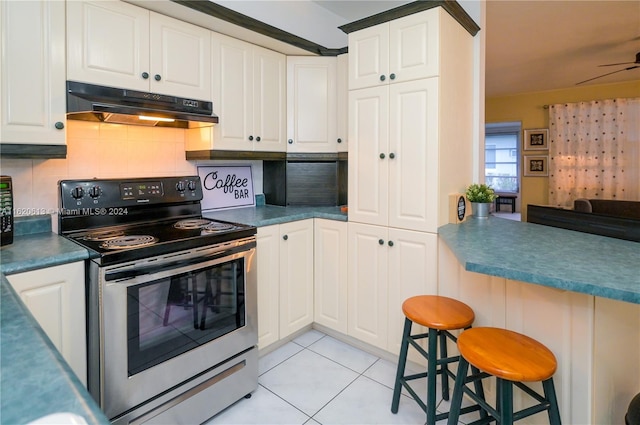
[485,0,640,97]
[212,0,640,97]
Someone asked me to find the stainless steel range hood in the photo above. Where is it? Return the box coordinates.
[66,81,218,128]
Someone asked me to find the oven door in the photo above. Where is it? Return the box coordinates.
[93,239,257,420]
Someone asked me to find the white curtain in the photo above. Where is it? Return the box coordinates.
[548,97,640,207]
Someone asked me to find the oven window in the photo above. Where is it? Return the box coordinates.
[127,258,245,376]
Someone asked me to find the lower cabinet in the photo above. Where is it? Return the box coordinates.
[6,262,86,385]
[256,219,314,349]
[314,219,348,334]
[348,222,437,354]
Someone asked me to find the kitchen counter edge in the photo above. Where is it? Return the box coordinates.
[438,217,640,304]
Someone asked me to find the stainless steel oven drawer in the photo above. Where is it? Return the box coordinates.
[115,347,258,425]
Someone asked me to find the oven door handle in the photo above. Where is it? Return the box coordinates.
[105,243,254,282]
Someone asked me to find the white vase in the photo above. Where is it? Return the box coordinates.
[471,202,491,219]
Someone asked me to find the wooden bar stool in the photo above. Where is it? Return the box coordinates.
[391,295,485,425]
[447,327,562,425]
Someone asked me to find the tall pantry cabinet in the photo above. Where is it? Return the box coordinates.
[347,7,475,353]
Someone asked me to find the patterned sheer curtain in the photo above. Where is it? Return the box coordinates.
[548,97,640,207]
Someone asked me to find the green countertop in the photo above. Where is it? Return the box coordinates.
[0,216,108,424]
[203,204,347,226]
[438,217,640,304]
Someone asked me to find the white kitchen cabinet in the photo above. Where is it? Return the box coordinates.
[256,220,314,349]
[348,6,473,234]
[256,225,280,349]
[279,219,314,338]
[348,9,439,91]
[348,78,439,232]
[286,57,337,153]
[348,222,436,352]
[186,33,285,152]
[0,0,66,145]
[6,262,87,385]
[314,219,348,334]
[336,54,349,153]
[67,0,211,100]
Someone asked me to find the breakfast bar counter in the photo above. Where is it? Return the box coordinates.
[437,216,639,425]
[438,216,640,304]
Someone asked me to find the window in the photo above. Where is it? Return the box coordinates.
[485,122,520,193]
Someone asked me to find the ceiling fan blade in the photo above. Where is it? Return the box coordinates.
[576,65,640,85]
[598,52,640,67]
[598,61,637,67]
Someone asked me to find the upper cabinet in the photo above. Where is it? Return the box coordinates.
[286,57,337,153]
[348,9,439,91]
[0,0,66,146]
[186,34,286,152]
[348,7,474,233]
[67,0,211,100]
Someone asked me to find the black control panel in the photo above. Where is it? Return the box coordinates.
[1,176,13,246]
[59,176,203,210]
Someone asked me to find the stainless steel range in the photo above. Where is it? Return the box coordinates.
[58,176,258,425]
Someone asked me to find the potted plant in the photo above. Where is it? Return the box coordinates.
[466,183,496,219]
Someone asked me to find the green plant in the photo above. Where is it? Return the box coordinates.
[466,183,497,203]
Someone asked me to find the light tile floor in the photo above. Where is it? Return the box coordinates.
[206,329,481,425]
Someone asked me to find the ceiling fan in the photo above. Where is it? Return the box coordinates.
[576,51,640,85]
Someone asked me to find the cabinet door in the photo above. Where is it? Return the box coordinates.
[211,33,253,151]
[253,46,286,152]
[67,0,150,91]
[388,78,439,232]
[336,54,349,153]
[6,262,86,385]
[388,9,440,83]
[149,12,211,99]
[256,225,280,349]
[347,222,389,350]
[348,22,389,90]
[348,86,389,226]
[286,57,337,153]
[279,220,314,338]
[314,219,348,334]
[0,0,66,145]
[386,229,437,358]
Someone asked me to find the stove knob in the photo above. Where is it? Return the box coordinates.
[71,186,84,199]
[187,180,198,191]
[88,186,101,198]
[176,181,186,192]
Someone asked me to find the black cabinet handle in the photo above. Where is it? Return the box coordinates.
[288,139,293,144]
[337,138,342,144]
[248,135,254,141]
[380,75,386,81]
[379,153,385,159]
[256,136,261,142]
[390,73,396,80]
[141,72,149,79]
[378,239,384,245]
[283,235,288,241]
[154,74,161,81]
[388,241,394,247]
[389,153,395,159]
[54,122,64,130]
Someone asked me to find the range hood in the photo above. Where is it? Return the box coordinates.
[66,81,218,128]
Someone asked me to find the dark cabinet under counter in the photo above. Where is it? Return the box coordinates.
[264,158,347,207]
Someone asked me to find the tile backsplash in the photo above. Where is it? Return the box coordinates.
[0,121,263,232]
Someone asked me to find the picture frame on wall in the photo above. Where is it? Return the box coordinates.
[523,128,549,151]
[523,155,549,177]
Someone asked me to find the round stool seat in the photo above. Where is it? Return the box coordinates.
[402,295,475,330]
[458,327,557,382]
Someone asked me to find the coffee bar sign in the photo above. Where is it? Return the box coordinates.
[198,165,255,210]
